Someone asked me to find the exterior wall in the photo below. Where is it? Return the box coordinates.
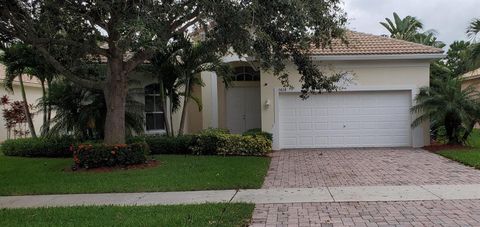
[261,59,432,148]
[130,72,185,135]
[0,83,45,142]
[462,78,480,91]
[186,84,203,133]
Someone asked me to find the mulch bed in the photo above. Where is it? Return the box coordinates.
[423,141,472,153]
[65,159,160,173]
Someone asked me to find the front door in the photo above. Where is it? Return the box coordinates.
[226,86,261,134]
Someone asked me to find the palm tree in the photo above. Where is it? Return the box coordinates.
[42,79,144,140]
[0,43,38,138]
[151,38,232,136]
[467,18,480,40]
[411,76,480,144]
[413,32,446,49]
[380,12,423,41]
[467,18,480,68]
[173,41,232,135]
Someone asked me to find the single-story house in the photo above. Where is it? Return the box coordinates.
[155,31,444,150]
[2,31,445,149]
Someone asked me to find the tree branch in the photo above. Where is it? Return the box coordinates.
[125,49,155,73]
[170,7,199,32]
[34,46,104,90]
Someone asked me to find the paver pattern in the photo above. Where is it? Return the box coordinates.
[252,148,480,226]
[263,148,480,188]
[251,200,480,227]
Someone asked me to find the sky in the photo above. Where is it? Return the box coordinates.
[342,0,480,47]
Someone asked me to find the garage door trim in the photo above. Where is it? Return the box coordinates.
[271,86,423,150]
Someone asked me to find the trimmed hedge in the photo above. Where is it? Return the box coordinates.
[1,137,76,157]
[73,143,149,169]
[242,128,273,141]
[146,135,196,154]
[191,128,271,156]
[217,134,271,156]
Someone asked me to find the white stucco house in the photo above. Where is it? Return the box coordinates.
[169,31,444,150]
[1,31,444,149]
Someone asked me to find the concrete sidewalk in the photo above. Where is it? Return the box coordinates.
[1,184,480,208]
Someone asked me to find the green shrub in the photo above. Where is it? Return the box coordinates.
[73,143,149,169]
[217,134,271,156]
[145,135,196,154]
[243,128,273,141]
[192,129,271,156]
[1,136,77,157]
[191,128,230,155]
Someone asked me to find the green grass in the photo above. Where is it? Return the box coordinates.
[0,154,270,196]
[0,203,254,227]
[438,150,480,169]
[437,129,480,169]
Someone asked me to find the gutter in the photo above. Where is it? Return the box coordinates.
[310,53,446,61]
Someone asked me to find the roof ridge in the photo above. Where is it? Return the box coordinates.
[346,30,444,52]
[310,30,444,56]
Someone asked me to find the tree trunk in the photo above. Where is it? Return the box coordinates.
[445,114,461,145]
[462,120,477,143]
[18,75,37,138]
[169,93,175,136]
[103,59,128,144]
[159,80,171,136]
[178,77,190,136]
[40,80,48,136]
[46,79,52,133]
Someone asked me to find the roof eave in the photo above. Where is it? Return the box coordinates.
[310,53,446,61]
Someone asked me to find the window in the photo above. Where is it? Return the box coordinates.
[232,66,260,81]
[144,84,165,131]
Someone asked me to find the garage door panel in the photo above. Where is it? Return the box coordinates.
[278,90,412,148]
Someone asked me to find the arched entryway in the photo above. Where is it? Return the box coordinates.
[225,65,261,134]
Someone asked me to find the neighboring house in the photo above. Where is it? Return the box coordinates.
[461,68,480,90]
[179,31,444,150]
[0,64,45,141]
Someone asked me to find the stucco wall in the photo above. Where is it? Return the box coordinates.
[129,72,192,135]
[462,78,480,91]
[261,59,432,147]
[0,83,45,142]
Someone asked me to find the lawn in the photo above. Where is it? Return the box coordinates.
[437,129,480,169]
[438,150,480,169]
[0,203,254,227]
[0,154,270,196]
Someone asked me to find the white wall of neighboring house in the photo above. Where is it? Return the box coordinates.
[0,79,45,142]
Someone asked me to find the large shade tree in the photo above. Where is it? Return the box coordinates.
[0,0,347,144]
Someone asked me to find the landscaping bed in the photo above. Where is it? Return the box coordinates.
[0,203,254,227]
[423,143,471,152]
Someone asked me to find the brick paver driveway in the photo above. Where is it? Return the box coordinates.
[251,148,480,226]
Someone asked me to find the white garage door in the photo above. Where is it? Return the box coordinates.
[278,90,412,148]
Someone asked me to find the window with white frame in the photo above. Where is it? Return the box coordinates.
[232,66,260,81]
[144,84,165,131]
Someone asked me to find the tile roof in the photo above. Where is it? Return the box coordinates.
[0,64,42,86]
[311,31,444,56]
[461,68,480,81]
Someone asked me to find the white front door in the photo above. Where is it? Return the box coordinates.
[226,86,261,134]
[278,90,412,148]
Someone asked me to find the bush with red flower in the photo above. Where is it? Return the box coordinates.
[73,142,149,169]
[0,95,34,139]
